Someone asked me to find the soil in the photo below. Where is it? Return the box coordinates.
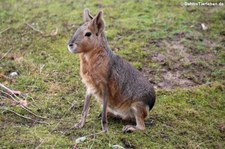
[142,32,219,89]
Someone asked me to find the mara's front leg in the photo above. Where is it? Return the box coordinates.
[101,88,109,132]
[75,93,92,128]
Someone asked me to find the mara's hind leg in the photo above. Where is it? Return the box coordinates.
[122,102,148,133]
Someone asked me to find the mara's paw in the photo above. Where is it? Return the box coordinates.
[102,127,108,133]
[74,122,84,129]
[122,125,137,133]
[102,123,108,133]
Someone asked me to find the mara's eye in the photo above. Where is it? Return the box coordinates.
[85,32,92,37]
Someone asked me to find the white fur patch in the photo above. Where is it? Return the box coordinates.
[107,107,134,120]
[67,44,77,53]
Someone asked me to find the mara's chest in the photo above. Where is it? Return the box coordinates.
[80,69,101,95]
[79,53,109,95]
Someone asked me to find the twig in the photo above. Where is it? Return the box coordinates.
[21,103,47,119]
[1,89,47,119]
[0,48,13,61]
[39,64,45,74]
[0,27,10,34]
[26,23,43,34]
[35,139,45,149]
[20,93,39,109]
[0,94,6,99]
[83,131,104,138]
[0,107,48,124]
[0,84,47,119]
[0,90,20,104]
[0,83,21,100]
[22,93,37,104]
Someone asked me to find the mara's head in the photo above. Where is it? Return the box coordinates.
[67,8,105,54]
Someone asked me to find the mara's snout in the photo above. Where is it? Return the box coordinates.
[67,42,77,53]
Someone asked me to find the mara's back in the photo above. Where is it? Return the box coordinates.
[107,53,156,114]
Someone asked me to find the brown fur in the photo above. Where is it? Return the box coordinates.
[80,48,109,101]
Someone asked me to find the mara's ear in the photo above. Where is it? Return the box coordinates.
[92,10,105,36]
[83,8,93,22]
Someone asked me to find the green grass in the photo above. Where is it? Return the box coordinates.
[0,0,225,148]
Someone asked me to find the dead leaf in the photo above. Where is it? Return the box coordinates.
[50,28,58,36]
[201,23,208,31]
[19,99,28,107]
[75,136,86,144]
[11,90,21,96]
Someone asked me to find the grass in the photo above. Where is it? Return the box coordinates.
[0,0,225,148]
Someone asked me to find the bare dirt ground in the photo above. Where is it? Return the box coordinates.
[142,32,223,89]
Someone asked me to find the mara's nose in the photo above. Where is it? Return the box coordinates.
[67,42,77,53]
